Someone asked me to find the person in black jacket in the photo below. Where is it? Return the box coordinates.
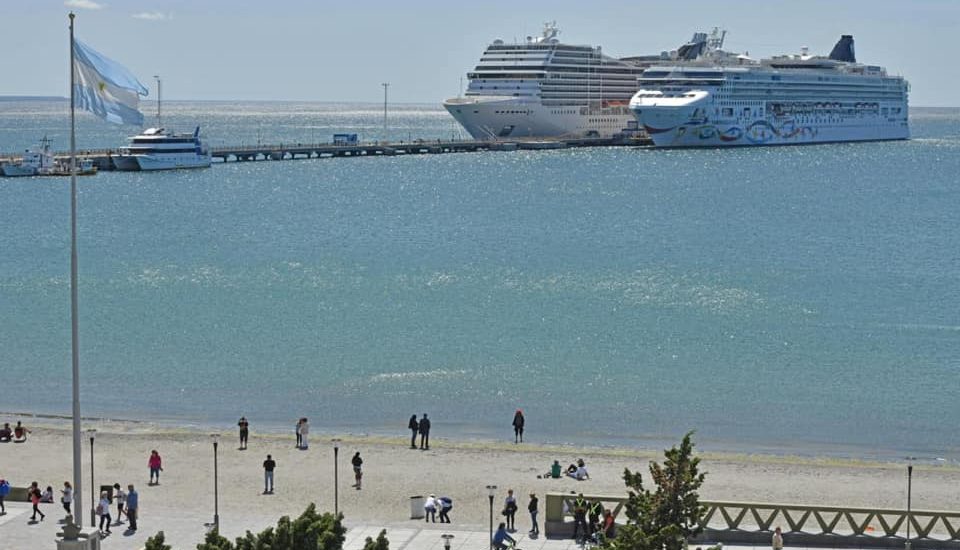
[351,452,363,489]
[408,415,419,449]
[512,409,525,443]
[419,414,431,450]
[528,493,539,535]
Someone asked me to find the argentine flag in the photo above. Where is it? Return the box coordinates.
[73,39,148,125]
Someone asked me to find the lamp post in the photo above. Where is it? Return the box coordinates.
[441,533,454,550]
[905,457,916,550]
[212,433,221,531]
[332,438,342,516]
[87,429,96,528]
[486,485,497,550]
[381,82,390,142]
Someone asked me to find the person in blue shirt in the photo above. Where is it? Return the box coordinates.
[493,522,516,550]
[125,484,138,531]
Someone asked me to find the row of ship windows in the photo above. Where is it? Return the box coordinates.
[495,110,532,115]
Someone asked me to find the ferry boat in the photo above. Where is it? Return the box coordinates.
[113,126,212,171]
[629,30,910,147]
[444,22,663,140]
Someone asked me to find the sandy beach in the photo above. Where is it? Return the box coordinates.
[1,415,959,549]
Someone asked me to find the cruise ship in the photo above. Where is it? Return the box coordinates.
[113,126,212,171]
[629,30,909,147]
[444,22,661,140]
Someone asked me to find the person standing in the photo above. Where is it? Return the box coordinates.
[29,481,45,522]
[61,481,73,515]
[97,491,112,535]
[772,526,784,550]
[407,414,419,449]
[0,478,11,515]
[423,494,437,522]
[528,493,539,536]
[351,452,363,489]
[299,418,310,450]
[295,418,303,449]
[572,493,588,542]
[419,413,431,450]
[504,489,518,531]
[148,450,163,485]
[126,485,138,531]
[113,483,126,524]
[512,409,525,443]
[438,496,453,523]
[238,416,249,450]
[263,454,276,494]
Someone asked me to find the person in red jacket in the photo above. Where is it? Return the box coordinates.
[148,450,163,485]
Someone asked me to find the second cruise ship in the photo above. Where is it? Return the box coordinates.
[629,30,910,147]
[444,22,659,140]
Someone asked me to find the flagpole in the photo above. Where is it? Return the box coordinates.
[68,10,84,530]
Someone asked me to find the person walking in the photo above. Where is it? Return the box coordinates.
[419,413,431,450]
[126,485,138,531]
[407,414,419,449]
[263,454,276,494]
[29,481,45,522]
[0,478,10,515]
[512,409,525,443]
[423,494,437,522]
[772,526,784,550]
[61,481,73,515]
[148,450,163,485]
[504,489,518,531]
[438,496,453,523]
[113,483,126,524]
[351,452,363,489]
[295,418,303,448]
[528,493,539,536]
[238,416,249,450]
[97,491,112,535]
[299,418,310,450]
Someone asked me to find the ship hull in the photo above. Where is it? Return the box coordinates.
[444,97,636,140]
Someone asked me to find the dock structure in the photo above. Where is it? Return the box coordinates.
[1,136,651,172]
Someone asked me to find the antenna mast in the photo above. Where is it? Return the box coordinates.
[153,75,161,127]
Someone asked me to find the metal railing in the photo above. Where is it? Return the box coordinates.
[544,493,960,548]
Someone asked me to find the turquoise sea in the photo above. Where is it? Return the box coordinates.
[1,101,959,460]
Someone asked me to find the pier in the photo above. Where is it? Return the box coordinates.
[0,136,651,172]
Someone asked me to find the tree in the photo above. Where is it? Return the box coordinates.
[195,504,352,550]
[362,529,389,550]
[144,531,172,550]
[608,431,706,550]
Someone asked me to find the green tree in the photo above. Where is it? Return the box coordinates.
[362,529,389,550]
[196,504,350,550]
[144,531,172,550]
[607,431,706,550]
[196,528,235,550]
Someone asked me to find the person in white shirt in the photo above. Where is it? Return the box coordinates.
[424,494,437,523]
[299,418,309,449]
[113,483,127,524]
[61,482,73,515]
[97,492,112,535]
[772,526,784,550]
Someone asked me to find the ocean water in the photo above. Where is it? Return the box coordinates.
[1,101,959,460]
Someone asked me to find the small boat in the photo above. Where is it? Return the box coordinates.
[2,137,55,177]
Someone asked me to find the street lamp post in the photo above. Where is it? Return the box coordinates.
[332,438,342,516]
[486,485,497,550]
[441,533,454,550]
[381,83,389,142]
[905,458,915,550]
[87,429,96,528]
[212,433,221,531]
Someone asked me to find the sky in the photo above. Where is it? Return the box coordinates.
[1,0,958,106]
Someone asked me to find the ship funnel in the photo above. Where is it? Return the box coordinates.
[828,35,856,62]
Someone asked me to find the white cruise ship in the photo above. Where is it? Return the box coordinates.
[629,30,910,147]
[114,126,212,171]
[444,22,661,140]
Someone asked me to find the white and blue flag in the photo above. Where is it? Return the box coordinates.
[73,39,148,125]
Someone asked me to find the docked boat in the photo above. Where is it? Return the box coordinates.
[1,138,98,177]
[444,22,664,140]
[113,126,212,171]
[2,137,56,176]
[628,30,910,147]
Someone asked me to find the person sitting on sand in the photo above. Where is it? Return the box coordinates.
[567,459,589,480]
[13,421,30,442]
[40,486,53,503]
[547,460,562,478]
[0,423,12,442]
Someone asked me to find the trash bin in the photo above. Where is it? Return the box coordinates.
[409,495,425,519]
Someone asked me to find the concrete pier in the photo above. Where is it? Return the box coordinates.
[0,136,651,172]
